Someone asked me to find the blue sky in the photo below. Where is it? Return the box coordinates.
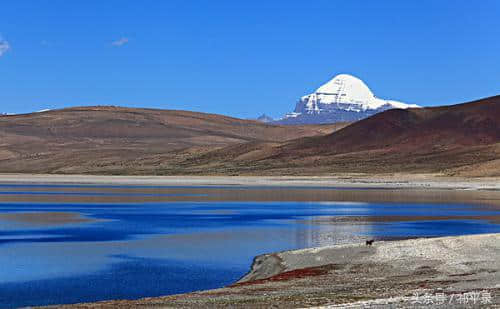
[1,1,499,118]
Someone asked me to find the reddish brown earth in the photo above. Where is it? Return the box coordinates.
[231,265,330,287]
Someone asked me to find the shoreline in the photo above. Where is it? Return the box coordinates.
[44,233,500,308]
[0,173,499,191]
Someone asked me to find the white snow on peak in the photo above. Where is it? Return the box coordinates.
[315,74,374,101]
[300,74,419,113]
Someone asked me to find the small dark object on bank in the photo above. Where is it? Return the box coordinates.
[366,239,375,246]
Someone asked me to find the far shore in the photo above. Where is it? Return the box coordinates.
[0,173,499,191]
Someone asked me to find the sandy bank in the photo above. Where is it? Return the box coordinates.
[45,233,500,308]
[0,173,499,191]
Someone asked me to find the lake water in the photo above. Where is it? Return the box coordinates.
[0,184,499,308]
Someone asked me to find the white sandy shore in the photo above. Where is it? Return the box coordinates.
[0,173,499,190]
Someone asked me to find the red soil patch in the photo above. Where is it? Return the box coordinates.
[231,265,329,287]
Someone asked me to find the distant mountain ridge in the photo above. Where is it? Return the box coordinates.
[276,74,419,124]
[256,114,274,123]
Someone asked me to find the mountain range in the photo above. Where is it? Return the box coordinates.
[0,96,498,176]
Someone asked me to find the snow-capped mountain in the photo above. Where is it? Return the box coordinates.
[276,74,419,124]
[256,114,274,123]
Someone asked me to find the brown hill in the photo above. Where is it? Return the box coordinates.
[0,106,346,174]
[181,96,500,176]
[1,97,498,176]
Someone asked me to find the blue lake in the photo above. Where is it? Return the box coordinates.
[0,185,499,308]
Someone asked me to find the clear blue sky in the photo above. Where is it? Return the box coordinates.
[1,1,499,118]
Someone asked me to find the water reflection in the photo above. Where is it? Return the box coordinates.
[295,216,373,247]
